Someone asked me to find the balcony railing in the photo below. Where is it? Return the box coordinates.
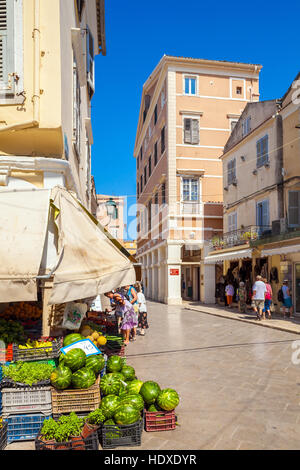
[180,201,202,215]
[209,225,272,250]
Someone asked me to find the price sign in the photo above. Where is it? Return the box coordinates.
[61,339,101,357]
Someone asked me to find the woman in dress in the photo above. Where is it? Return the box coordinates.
[105,292,138,345]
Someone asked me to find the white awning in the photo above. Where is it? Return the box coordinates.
[204,248,253,264]
[0,186,136,304]
[0,189,51,302]
[261,244,300,257]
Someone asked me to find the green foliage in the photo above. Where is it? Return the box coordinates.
[87,408,106,425]
[3,361,55,386]
[0,319,26,345]
[40,418,58,441]
[40,413,84,442]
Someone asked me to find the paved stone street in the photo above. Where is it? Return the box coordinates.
[6,300,300,450]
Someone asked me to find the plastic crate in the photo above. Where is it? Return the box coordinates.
[13,337,63,362]
[2,385,52,417]
[5,413,51,442]
[97,418,143,449]
[35,430,99,450]
[51,377,101,416]
[0,421,7,450]
[144,409,176,432]
[0,344,13,363]
[104,344,125,358]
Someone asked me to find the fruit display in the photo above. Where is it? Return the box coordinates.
[106,355,123,373]
[113,403,140,425]
[156,388,180,411]
[119,393,144,412]
[63,333,83,347]
[79,325,107,348]
[126,379,143,395]
[63,348,86,371]
[85,355,106,375]
[100,373,124,396]
[2,361,55,386]
[0,302,42,321]
[50,365,73,390]
[140,381,161,405]
[17,339,53,353]
[71,367,96,389]
[100,395,121,419]
[120,365,135,382]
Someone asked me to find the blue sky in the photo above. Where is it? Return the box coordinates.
[91,0,300,240]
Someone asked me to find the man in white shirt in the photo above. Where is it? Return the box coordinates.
[252,275,267,320]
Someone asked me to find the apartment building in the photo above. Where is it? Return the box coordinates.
[0,0,106,210]
[134,55,262,304]
[96,194,125,241]
[205,72,300,315]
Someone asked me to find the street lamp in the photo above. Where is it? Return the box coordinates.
[105,198,117,219]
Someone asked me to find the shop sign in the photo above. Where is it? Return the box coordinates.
[170,268,179,276]
[61,339,101,357]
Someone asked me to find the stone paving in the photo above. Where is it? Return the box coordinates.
[5,301,300,450]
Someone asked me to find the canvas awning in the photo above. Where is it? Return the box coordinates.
[204,248,253,264]
[260,244,300,257]
[0,186,136,304]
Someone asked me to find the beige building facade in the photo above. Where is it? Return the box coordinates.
[0,0,106,210]
[96,194,125,241]
[134,55,262,304]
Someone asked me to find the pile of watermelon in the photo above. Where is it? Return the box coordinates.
[95,354,180,430]
[50,333,106,390]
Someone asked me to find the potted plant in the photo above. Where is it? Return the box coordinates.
[68,413,85,450]
[82,408,106,439]
[39,418,58,449]
[54,422,72,450]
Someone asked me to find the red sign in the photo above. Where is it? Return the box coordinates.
[170,269,179,276]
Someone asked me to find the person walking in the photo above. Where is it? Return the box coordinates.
[225,282,234,308]
[252,275,267,320]
[136,282,149,336]
[237,281,247,313]
[281,280,293,319]
[262,278,273,319]
[124,285,138,341]
[104,292,137,345]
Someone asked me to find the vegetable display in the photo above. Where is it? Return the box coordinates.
[140,381,161,405]
[0,319,26,345]
[3,361,55,386]
[50,365,73,390]
[71,367,96,389]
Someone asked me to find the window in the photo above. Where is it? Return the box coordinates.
[154,192,158,214]
[184,118,199,145]
[137,155,139,169]
[256,135,268,168]
[148,200,152,232]
[154,142,158,166]
[137,182,139,198]
[140,175,143,193]
[76,0,85,19]
[227,159,236,185]
[144,166,147,186]
[256,199,269,228]
[288,191,300,227]
[148,155,152,178]
[228,212,237,233]
[161,127,165,154]
[184,76,197,95]
[154,105,158,125]
[162,183,166,205]
[236,86,242,95]
[73,58,81,158]
[182,178,199,202]
[242,117,251,136]
[140,147,143,161]
[86,26,95,97]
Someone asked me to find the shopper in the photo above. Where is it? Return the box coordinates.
[281,280,293,319]
[237,281,247,313]
[135,282,149,336]
[124,285,138,341]
[104,292,137,345]
[262,278,273,319]
[225,282,234,308]
[252,275,267,320]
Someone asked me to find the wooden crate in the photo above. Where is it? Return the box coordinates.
[51,377,100,415]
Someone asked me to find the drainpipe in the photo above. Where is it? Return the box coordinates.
[0,0,40,134]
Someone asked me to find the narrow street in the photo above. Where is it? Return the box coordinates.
[5,301,300,450]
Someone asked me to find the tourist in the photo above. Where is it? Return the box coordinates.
[124,285,139,341]
[262,278,273,319]
[252,275,267,320]
[237,281,247,313]
[136,282,149,336]
[281,279,293,319]
[104,292,137,345]
[225,282,234,308]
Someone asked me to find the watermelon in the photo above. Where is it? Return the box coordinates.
[50,365,72,390]
[148,404,162,412]
[63,333,83,347]
[85,355,105,375]
[63,348,86,372]
[114,403,141,425]
[120,365,135,382]
[157,388,180,411]
[106,355,123,373]
[100,394,121,419]
[100,373,122,396]
[140,381,161,404]
[71,367,96,389]
[111,372,125,381]
[120,393,144,412]
[126,379,143,395]
[104,420,121,439]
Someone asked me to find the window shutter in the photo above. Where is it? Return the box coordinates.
[184,119,191,143]
[86,26,94,93]
[0,0,14,92]
[191,119,199,144]
[288,191,300,226]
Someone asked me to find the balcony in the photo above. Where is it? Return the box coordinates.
[209,225,272,251]
[180,201,202,215]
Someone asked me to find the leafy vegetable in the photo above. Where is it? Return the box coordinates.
[3,361,55,386]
